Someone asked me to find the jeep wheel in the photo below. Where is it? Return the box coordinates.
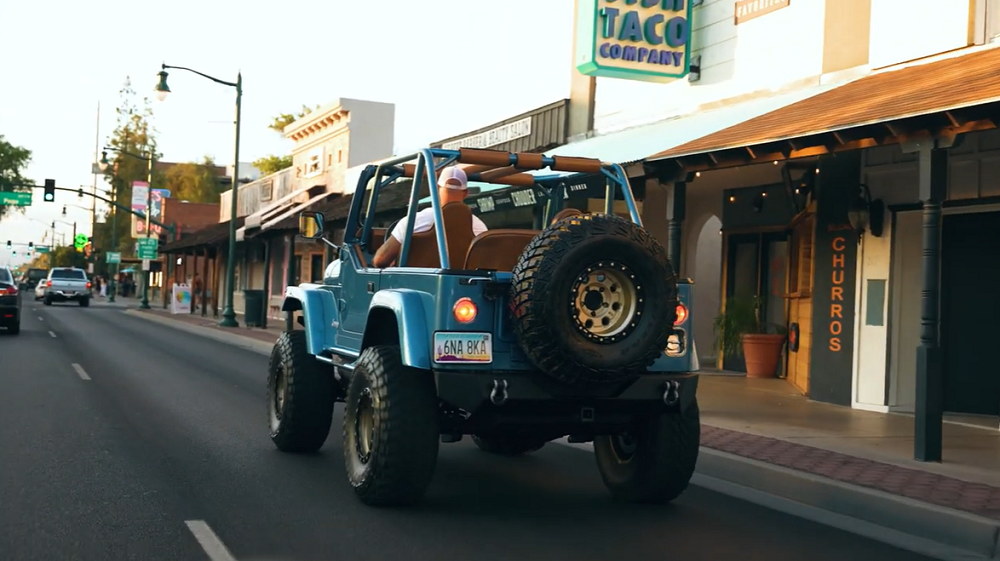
[594,399,700,504]
[344,345,439,506]
[267,330,335,453]
[472,433,548,456]
[510,213,677,386]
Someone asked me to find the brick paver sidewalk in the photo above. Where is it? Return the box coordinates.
[702,425,1000,520]
[135,308,281,345]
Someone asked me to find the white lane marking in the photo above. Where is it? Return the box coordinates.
[71,364,91,381]
[185,520,237,561]
[38,316,43,321]
[48,331,57,338]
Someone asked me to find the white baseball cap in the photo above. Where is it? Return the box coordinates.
[438,166,468,190]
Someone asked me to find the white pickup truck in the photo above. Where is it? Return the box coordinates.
[43,267,92,307]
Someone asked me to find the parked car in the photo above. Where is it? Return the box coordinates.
[0,266,22,334]
[42,267,92,307]
[268,147,700,508]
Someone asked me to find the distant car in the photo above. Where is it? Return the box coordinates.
[0,266,22,334]
[20,268,48,296]
[42,267,92,307]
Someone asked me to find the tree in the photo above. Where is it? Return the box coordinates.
[252,154,293,175]
[251,103,320,176]
[0,135,33,223]
[93,77,159,257]
[162,156,224,203]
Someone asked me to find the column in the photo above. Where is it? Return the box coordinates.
[914,143,948,462]
[285,234,295,332]
[665,182,686,276]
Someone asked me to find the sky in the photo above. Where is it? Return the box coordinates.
[0,0,575,267]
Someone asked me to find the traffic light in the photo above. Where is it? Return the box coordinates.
[5,241,10,250]
[43,179,55,202]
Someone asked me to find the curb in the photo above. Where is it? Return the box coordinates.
[555,439,999,561]
[123,309,274,357]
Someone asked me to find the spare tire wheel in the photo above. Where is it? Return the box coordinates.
[509,213,677,386]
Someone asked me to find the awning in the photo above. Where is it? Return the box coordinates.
[542,84,848,165]
[160,218,246,253]
[647,45,1000,170]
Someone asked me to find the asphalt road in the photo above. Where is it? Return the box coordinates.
[0,299,934,561]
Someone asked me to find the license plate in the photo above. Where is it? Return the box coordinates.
[433,332,493,364]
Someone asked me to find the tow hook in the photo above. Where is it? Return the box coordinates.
[489,379,509,406]
[663,380,680,406]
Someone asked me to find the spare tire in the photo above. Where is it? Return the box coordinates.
[509,213,677,386]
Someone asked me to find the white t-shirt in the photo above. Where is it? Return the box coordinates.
[390,207,488,243]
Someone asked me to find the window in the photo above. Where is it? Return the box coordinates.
[304,147,324,178]
[0,269,11,284]
[311,254,324,283]
[51,269,86,280]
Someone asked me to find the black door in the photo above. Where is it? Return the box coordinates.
[941,211,1000,416]
[723,232,788,372]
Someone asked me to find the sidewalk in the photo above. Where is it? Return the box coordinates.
[123,308,999,559]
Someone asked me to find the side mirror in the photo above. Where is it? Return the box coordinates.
[298,211,324,239]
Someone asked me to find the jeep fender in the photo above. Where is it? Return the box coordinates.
[363,289,430,370]
[282,285,339,357]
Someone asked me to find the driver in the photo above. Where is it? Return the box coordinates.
[372,166,488,268]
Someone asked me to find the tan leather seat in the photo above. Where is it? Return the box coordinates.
[404,202,477,268]
[464,229,540,272]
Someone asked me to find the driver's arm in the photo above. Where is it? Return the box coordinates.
[372,236,401,268]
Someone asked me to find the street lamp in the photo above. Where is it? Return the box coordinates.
[103,145,154,309]
[155,63,242,328]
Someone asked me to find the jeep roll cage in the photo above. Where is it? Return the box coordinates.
[344,147,643,269]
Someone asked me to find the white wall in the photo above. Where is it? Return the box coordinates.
[593,0,827,132]
[868,0,974,69]
[857,129,1000,411]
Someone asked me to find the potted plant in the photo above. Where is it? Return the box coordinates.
[713,295,787,378]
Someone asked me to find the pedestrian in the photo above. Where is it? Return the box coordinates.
[99,276,107,298]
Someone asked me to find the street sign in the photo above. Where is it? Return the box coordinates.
[137,238,158,260]
[106,251,121,264]
[142,259,151,271]
[35,245,50,254]
[0,192,32,206]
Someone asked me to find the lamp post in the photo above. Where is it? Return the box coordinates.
[154,64,242,328]
[100,146,154,308]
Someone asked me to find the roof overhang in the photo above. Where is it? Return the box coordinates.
[646,44,1000,174]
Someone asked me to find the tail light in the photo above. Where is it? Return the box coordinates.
[674,303,688,325]
[0,286,16,296]
[453,298,477,323]
[47,280,52,287]
[86,281,92,289]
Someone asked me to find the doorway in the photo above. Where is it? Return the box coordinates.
[940,210,1000,416]
[723,232,789,372]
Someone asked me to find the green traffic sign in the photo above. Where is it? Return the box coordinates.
[35,246,50,254]
[106,251,122,264]
[137,238,158,260]
[0,191,32,206]
[74,233,88,249]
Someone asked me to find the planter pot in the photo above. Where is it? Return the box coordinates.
[741,334,786,378]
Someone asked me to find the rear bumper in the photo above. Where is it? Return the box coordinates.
[47,291,89,301]
[434,370,698,435]
[0,305,20,325]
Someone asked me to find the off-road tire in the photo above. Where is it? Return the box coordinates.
[509,213,678,386]
[343,345,439,506]
[79,297,90,308]
[472,433,548,456]
[594,399,700,504]
[267,330,335,453]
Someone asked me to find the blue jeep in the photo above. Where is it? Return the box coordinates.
[269,147,700,507]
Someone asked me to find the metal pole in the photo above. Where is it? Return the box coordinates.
[219,72,242,328]
[109,183,118,302]
[140,151,153,309]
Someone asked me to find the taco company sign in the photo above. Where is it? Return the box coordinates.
[575,0,693,83]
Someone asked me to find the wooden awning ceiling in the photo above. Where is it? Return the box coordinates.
[647,45,1000,172]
